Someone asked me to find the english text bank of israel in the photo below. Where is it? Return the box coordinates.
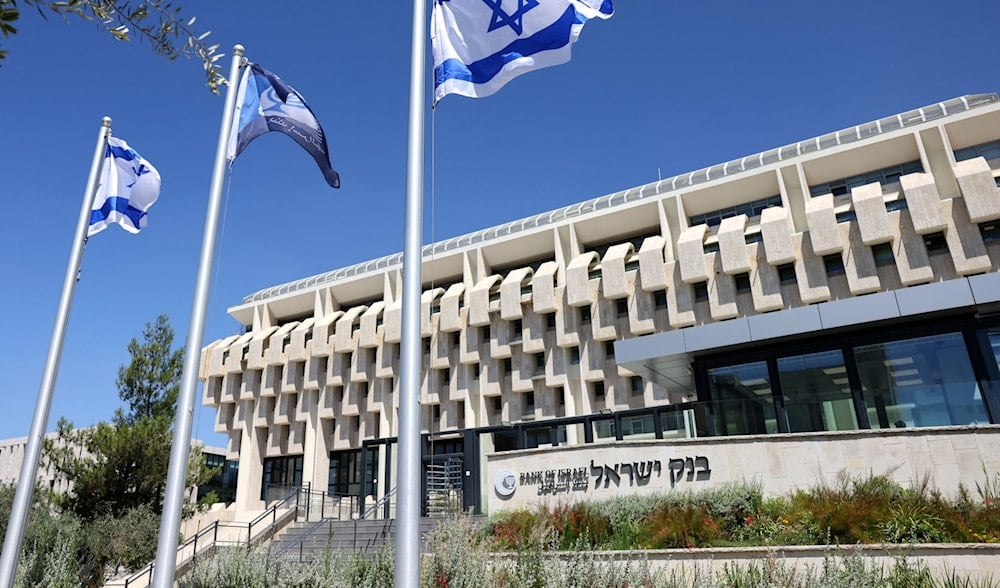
[199,94,1000,518]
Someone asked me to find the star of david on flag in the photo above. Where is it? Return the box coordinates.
[88,136,161,236]
[432,0,612,103]
[227,63,340,189]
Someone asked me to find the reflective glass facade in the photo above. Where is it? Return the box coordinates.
[778,350,858,433]
[697,320,998,437]
[856,333,988,428]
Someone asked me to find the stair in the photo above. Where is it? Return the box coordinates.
[271,516,482,563]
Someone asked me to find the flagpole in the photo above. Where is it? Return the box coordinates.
[0,116,111,588]
[150,45,245,588]
[396,0,427,586]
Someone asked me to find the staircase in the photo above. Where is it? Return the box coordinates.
[271,517,449,563]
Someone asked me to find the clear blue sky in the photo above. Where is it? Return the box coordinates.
[1,1,998,446]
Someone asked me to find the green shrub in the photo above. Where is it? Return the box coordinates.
[422,514,494,588]
[597,492,666,549]
[644,503,722,549]
[484,507,551,551]
[550,502,611,549]
[878,503,947,544]
[700,481,763,536]
[789,474,907,544]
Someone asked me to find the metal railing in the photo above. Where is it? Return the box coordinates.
[361,487,397,520]
[122,487,303,588]
[275,516,398,563]
[295,488,360,522]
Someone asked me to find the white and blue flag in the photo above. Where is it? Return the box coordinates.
[227,63,340,189]
[432,0,612,103]
[88,137,161,237]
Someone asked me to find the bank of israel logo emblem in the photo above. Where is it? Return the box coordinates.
[495,469,517,497]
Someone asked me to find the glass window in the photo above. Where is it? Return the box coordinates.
[954,139,1000,163]
[706,361,778,435]
[872,243,895,266]
[630,376,644,396]
[823,254,845,275]
[809,160,923,197]
[981,222,1000,243]
[688,195,781,227]
[492,429,518,452]
[854,333,989,428]
[525,426,557,448]
[592,417,616,442]
[660,408,688,439]
[328,449,361,497]
[620,414,656,440]
[262,455,304,501]
[777,350,858,433]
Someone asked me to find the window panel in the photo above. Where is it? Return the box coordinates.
[854,333,988,429]
[262,455,304,500]
[955,139,1000,162]
[620,414,655,440]
[777,350,858,433]
[592,417,616,442]
[809,160,923,197]
[706,361,777,435]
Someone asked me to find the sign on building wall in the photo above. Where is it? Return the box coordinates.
[484,429,1000,512]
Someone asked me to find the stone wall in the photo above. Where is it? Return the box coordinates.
[486,426,1000,512]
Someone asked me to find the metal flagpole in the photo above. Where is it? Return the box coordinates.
[0,116,111,588]
[150,44,245,588]
[395,0,427,586]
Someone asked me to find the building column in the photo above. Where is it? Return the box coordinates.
[234,408,266,514]
[302,390,331,496]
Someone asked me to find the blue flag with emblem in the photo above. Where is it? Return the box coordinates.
[227,63,340,189]
[88,136,161,236]
[432,0,612,103]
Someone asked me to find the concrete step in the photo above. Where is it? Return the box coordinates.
[273,516,483,562]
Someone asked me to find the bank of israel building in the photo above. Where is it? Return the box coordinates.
[200,93,1000,518]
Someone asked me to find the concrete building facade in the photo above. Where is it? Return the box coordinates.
[200,94,1000,517]
[0,433,74,495]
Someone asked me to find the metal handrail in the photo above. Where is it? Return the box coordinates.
[362,487,397,520]
[273,517,332,561]
[295,489,360,522]
[123,487,305,588]
[123,521,218,588]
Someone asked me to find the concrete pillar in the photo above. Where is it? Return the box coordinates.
[234,421,265,513]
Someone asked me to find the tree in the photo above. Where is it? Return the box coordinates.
[43,315,216,586]
[117,314,183,424]
[0,0,225,92]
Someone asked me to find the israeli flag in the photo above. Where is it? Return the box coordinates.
[88,137,161,236]
[432,0,613,103]
[227,64,340,189]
